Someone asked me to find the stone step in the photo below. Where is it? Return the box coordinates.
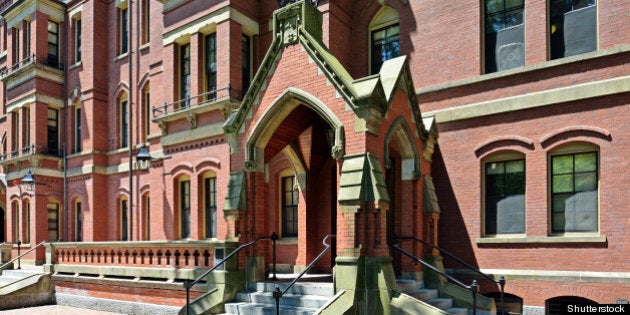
[255,282,334,297]
[407,288,439,301]
[396,279,425,292]
[428,297,453,310]
[2,270,43,278]
[236,291,330,309]
[447,307,469,315]
[224,302,318,315]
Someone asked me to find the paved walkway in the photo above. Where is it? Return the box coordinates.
[0,305,125,314]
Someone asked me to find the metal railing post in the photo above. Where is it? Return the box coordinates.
[16,240,21,270]
[499,276,506,315]
[271,232,278,281]
[185,279,190,315]
[471,280,478,315]
[273,285,282,315]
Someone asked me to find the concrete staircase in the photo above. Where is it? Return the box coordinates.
[0,265,53,310]
[396,279,468,315]
[222,281,334,315]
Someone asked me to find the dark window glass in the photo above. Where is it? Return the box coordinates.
[76,202,82,242]
[484,0,525,73]
[551,152,598,233]
[47,203,59,241]
[47,21,59,67]
[47,108,59,155]
[121,199,128,241]
[485,0,524,33]
[145,196,150,240]
[76,108,82,152]
[180,44,191,107]
[180,180,191,239]
[282,176,299,237]
[550,0,597,59]
[205,177,217,238]
[120,8,128,54]
[120,100,128,148]
[485,159,525,234]
[242,35,251,95]
[371,24,399,74]
[75,19,81,62]
[205,35,217,100]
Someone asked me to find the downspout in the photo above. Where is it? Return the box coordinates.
[62,2,68,242]
[127,0,134,241]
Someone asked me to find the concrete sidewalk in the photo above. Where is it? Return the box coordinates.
[0,305,126,314]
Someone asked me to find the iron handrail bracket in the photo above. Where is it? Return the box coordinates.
[391,244,479,315]
[395,235,505,315]
[273,234,335,315]
[183,233,277,315]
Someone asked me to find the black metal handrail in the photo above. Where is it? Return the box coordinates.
[273,234,335,315]
[392,244,479,315]
[0,241,46,271]
[183,233,278,315]
[152,83,241,118]
[395,235,505,314]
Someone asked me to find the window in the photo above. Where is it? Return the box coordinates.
[205,35,216,100]
[23,107,30,151]
[180,180,191,239]
[120,99,128,148]
[47,21,59,67]
[484,0,525,73]
[75,107,82,153]
[282,176,298,237]
[119,7,128,55]
[370,24,399,75]
[25,21,30,59]
[12,27,19,64]
[180,44,191,106]
[144,195,150,240]
[47,108,59,155]
[550,0,597,59]
[143,85,150,141]
[11,111,18,153]
[121,198,128,241]
[484,158,525,235]
[205,177,217,238]
[551,150,598,233]
[76,201,82,242]
[47,203,59,241]
[242,35,251,95]
[141,0,150,45]
[12,201,18,242]
[24,200,30,242]
[75,19,81,63]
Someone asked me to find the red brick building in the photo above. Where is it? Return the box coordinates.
[0,0,627,314]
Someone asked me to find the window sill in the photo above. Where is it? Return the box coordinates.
[476,235,606,244]
[114,52,129,62]
[139,43,150,51]
[69,61,83,70]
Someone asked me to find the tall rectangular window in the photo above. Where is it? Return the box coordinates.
[75,19,81,63]
[120,8,128,54]
[180,44,191,107]
[13,27,19,64]
[143,88,150,141]
[120,100,128,148]
[47,203,59,241]
[47,108,59,155]
[551,151,598,233]
[75,107,82,152]
[550,0,597,59]
[242,35,251,95]
[180,180,191,239]
[282,176,298,237]
[370,24,399,74]
[141,0,150,45]
[144,195,150,241]
[76,201,82,242]
[24,201,30,242]
[121,199,128,241]
[484,0,524,73]
[205,35,217,100]
[25,21,30,59]
[11,111,18,153]
[47,21,59,67]
[23,107,30,151]
[205,177,217,238]
[484,159,525,235]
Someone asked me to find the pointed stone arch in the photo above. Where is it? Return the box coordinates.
[244,87,345,172]
[384,116,420,180]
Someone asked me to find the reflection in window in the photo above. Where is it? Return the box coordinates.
[550,0,597,59]
[282,176,298,237]
[371,24,399,75]
[551,152,598,233]
[485,159,525,235]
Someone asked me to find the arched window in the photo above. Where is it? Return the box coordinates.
[120,196,129,241]
[279,169,298,238]
[546,296,597,315]
[369,6,400,75]
[142,84,151,142]
[549,143,599,234]
[119,92,129,148]
[142,193,150,241]
[75,200,82,242]
[482,151,526,235]
[202,172,217,239]
[178,175,191,239]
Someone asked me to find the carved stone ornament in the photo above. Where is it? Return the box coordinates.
[281,15,300,46]
[331,144,344,160]
[244,160,256,172]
